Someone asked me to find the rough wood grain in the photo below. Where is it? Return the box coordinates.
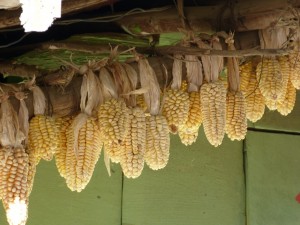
[122,131,245,225]
[0,0,113,29]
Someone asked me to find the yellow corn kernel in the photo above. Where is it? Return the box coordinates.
[0,147,29,225]
[288,51,300,89]
[104,142,122,163]
[28,115,58,162]
[65,117,103,192]
[162,89,189,134]
[256,57,287,101]
[178,127,199,146]
[240,61,265,122]
[277,80,297,116]
[120,107,146,179]
[98,98,130,146]
[145,115,170,170]
[200,81,226,147]
[226,91,247,141]
[55,116,73,178]
[136,95,148,112]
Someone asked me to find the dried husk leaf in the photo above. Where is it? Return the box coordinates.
[185,55,203,92]
[139,58,161,115]
[71,113,88,157]
[99,67,118,100]
[226,35,240,92]
[259,27,289,49]
[197,39,212,82]
[171,54,183,90]
[15,92,29,143]
[31,86,46,115]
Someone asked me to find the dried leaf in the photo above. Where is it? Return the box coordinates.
[104,149,111,177]
[32,86,46,115]
[185,55,203,92]
[71,113,88,157]
[171,54,183,90]
[99,67,118,100]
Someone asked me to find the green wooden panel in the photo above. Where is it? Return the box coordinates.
[122,129,245,225]
[245,131,300,225]
[248,91,300,132]
[0,158,122,225]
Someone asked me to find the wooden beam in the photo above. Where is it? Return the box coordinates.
[2,57,174,118]
[0,0,113,29]
[119,0,300,34]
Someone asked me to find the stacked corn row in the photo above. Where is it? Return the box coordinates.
[240,61,265,122]
[65,116,102,192]
[163,54,190,134]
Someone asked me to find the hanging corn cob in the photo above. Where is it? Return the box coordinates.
[162,54,190,134]
[177,52,203,145]
[277,79,297,116]
[26,77,58,162]
[288,28,300,90]
[55,116,73,178]
[98,67,130,163]
[110,58,146,178]
[240,61,265,122]
[0,91,29,225]
[64,64,103,192]
[197,36,226,147]
[225,33,247,141]
[139,57,170,170]
[256,27,290,102]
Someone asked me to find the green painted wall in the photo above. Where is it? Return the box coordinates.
[246,131,300,225]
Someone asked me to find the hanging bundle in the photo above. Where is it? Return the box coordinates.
[162,54,190,134]
[64,64,103,192]
[97,66,130,163]
[197,36,226,147]
[139,56,170,170]
[109,57,146,179]
[178,42,203,146]
[0,91,29,225]
[26,77,58,162]
[240,61,265,123]
[225,33,247,141]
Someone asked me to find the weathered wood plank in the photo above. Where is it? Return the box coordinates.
[245,131,300,225]
[0,159,122,225]
[248,92,300,133]
[122,129,245,225]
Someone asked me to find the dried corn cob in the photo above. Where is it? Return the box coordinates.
[120,107,146,178]
[289,51,300,89]
[145,115,170,170]
[0,147,29,225]
[240,61,265,122]
[136,94,148,111]
[256,57,287,101]
[26,149,37,198]
[28,115,58,162]
[178,91,202,145]
[65,116,102,192]
[226,91,247,141]
[55,116,73,178]
[200,81,227,147]
[264,98,277,111]
[162,54,190,134]
[277,80,297,116]
[178,127,199,146]
[98,98,130,146]
[162,89,189,134]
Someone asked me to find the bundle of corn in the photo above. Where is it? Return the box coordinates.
[14,91,37,198]
[197,37,226,147]
[240,61,265,122]
[55,116,73,178]
[162,54,190,133]
[225,34,247,141]
[26,77,58,162]
[0,92,29,225]
[288,28,300,89]
[110,59,146,178]
[64,64,103,192]
[277,79,297,116]
[98,67,130,164]
[177,52,203,145]
[256,27,290,104]
[139,57,170,170]
[289,51,300,89]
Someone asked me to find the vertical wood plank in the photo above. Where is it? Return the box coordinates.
[246,131,300,225]
[122,129,245,225]
[0,159,122,225]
